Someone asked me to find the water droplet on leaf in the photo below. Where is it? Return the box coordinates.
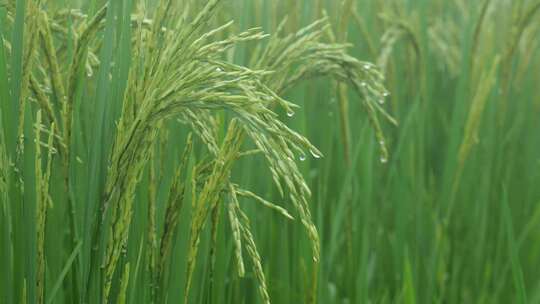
[287,110,295,117]
[299,154,306,161]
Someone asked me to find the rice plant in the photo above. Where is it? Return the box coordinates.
[1,0,540,303]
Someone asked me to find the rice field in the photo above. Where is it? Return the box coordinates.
[1,0,540,303]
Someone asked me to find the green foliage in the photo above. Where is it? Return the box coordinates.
[1,0,540,303]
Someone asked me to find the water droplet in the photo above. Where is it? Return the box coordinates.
[286,110,295,117]
[383,92,390,97]
[299,154,306,161]
[360,82,367,87]
[363,64,371,70]
[379,139,385,146]
[310,149,321,159]
[215,67,223,72]
[380,156,388,163]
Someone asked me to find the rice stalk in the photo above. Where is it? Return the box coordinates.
[2,35,64,154]
[103,16,290,304]
[336,0,356,288]
[157,133,193,302]
[38,10,66,111]
[117,263,130,304]
[146,150,158,304]
[227,188,245,278]
[29,75,55,122]
[252,17,395,159]
[470,0,492,66]
[183,120,244,303]
[34,110,46,304]
[378,10,422,82]
[100,3,332,303]
[63,4,108,159]
[212,18,396,302]
[16,0,41,164]
[34,110,56,304]
[427,18,461,77]
[235,187,295,220]
[336,0,355,165]
[377,26,404,74]
[240,214,271,304]
[499,0,540,119]
[206,196,222,302]
[228,183,271,304]
[452,56,500,209]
